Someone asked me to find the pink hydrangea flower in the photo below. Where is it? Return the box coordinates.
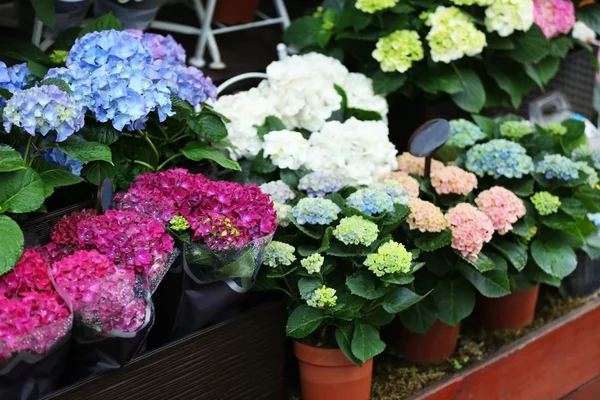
[51,250,146,334]
[0,249,54,296]
[430,166,478,196]
[77,210,175,281]
[475,186,527,235]
[407,198,448,232]
[446,203,494,261]
[50,208,97,245]
[396,153,444,177]
[534,0,575,38]
[380,171,420,197]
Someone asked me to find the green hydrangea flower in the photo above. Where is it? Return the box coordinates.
[372,30,424,73]
[50,50,68,64]
[356,0,399,14]
[301,254,325,274]
[168,215,190,231]
[576,161,599,187]
[333,216,379,246]
[263,241,296,268]
[544,123,567,136]
[499,120,533,140]
[530,192,561,216]
[274,202,292,227]
[306,285,338,308]
[364,241,412,277]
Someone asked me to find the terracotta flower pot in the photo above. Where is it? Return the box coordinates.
[210,0,261,25]
[293,341,373,400]
[478,284,540,330]
[394,319,460,364]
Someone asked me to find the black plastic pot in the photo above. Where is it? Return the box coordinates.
[560,250,600,298]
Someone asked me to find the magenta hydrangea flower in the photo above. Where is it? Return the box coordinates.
[51,249,146,334]
[430,165,478,196]
[475,186,526,235]
[533,0,575,38]
[50,208,98,246]
[0,249,54,296]
[77,210,175,282]
[446,203,494,261]
[126,30,186,65]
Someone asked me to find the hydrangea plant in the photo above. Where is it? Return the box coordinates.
[256,174,424,365]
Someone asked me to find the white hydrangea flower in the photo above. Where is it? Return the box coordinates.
[484,0,534,37]
[305,118,398,186]
[263,130,309,170]
[213,88,278,160]
[572,21,596,44]
[341,73,389,121]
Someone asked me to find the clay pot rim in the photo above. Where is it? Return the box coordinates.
[294,341,368,367]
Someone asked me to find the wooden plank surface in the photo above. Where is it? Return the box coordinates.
[409,298,600,400]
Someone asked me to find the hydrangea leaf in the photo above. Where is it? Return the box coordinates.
[451,68,485,113]
[0,215,23,275]
[331,292,367,321]
[432,278,475,326]
[83,161,115,186]
[57,136,113,165]
[530,238,577,279]
[398,295,438,334]
[182,142,241,171]
[32,158,83,196]
[286,304,324,338]
[351,321,385,363]
[0,168,45,214]
[335,323,362,365]
[78,14,122,38]
[298,277,322,301]
[413,230,452,252]
[346,270,388,300]
[490,239,528,272]
[0,145,25,173]
[187,113,227,141]
[458,261,510,298]
[382,287,425,314]
[30,0,55,29]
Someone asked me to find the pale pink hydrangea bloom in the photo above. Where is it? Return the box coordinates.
[533,0,575,38]
[380,171,420,197]
[446,203,494,261]
[407,198,448,232]
[430,166,478,196]
[475,186,527,235]
[396,152,444,177]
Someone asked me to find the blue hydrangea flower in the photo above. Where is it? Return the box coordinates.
[292,198,341,225]
[45,66,94,107]
[126,30,187,66]
[0,62,34,106]
[172,64,217,106]
[465,139,534,179]
[346,188,394,216]
[447,119,487,148]
[371,180,410,205]
[588,213,600,228]
[3,85,84,142]
[536,154,580,180]
[42,147,84,176]
[66,30,152,72]
[298,172,345,197]
[260,180,296,204]
[572,145,600,170]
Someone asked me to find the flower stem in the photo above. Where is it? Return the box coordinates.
[138,129,160,165]
[157,153,184,171]
[24,136,34,165]
[133,159,155,171]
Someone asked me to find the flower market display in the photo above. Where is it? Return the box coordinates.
[284,0,598,114]
[0,15,239,278]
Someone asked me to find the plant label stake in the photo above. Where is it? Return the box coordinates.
[97,178,114,214]
[407,119,451,179]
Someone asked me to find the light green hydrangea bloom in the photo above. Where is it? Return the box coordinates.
[50,50,68,64]
[500,120,533,140]
[451,0,492,5]
[356,0,399,14]
[484,0,533,37]
[168,215,190,231]
[301,254,325,274]
[307,285,338,308]
[425,6,486,63]
[544,123,567,136]
[274,202,292,227]
[576,161,599,187]
[333,216,379,246]
[447,119,487,148]
[530,192,561,216]
[364,241,412,277]
[372,179,411,205]
[263,241,296,268]
[372,30,424,73]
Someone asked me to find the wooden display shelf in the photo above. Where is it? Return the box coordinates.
[409,298,600,400]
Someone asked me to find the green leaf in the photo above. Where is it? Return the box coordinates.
[461,251,496,272]
[549,37,572,58]
[459,262,511,298]
[390,3,414,13]
[53,27,81,51]
[0,215,23,275]
[32,159,83,193]
[286,305,324,338]
[39,78,72,93]
[536,57,561,85]
[451,69,486,113]
[0,145,25,173]
[188,113,228,141]
[371,70,407,96]
[524,63,543,90]
[289,215,325,240]
[284,17,321,49]
[575,185,600,212]
[57,136,113,165]
[338,5,372,30]
[508,25,551,63]
[181,142,241,171]
[78,14,122,38]
[365,307,396,327]
[27,61,49,79]
[351,321,385,363]
[382,287,425,314]
[530,238,577,279]
[30,0,55,29]
[346,270,389,300]
[331,292,367,321]
[380,272,414,285]
[0,168,45,214]
[542,212,578,231]
[432,278,475,326]
[503,178,535,197]
[335,324,362,365]
[491,239,527,272]
[256,115,287,140]
[298,277,322,300]
[525,263,562,287]
[217,249,255,278]
[399,295,438,334]
[250,150,277,174]
[82,161,115,186]
[486,60,533,108]
[346,108,382,121]
[334,84,348,111]
[279,169,299,188]
[170,95,194,119]
[486,34,515,50]
[0,39,51,65]
[560,198,588,219]
[471,114,495,137]
[81,125,119,146]
[576,5,600,35]
[413,230,452,252]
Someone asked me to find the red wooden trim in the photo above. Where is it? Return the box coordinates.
[409,298,600,400]
[561,374,600,400]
